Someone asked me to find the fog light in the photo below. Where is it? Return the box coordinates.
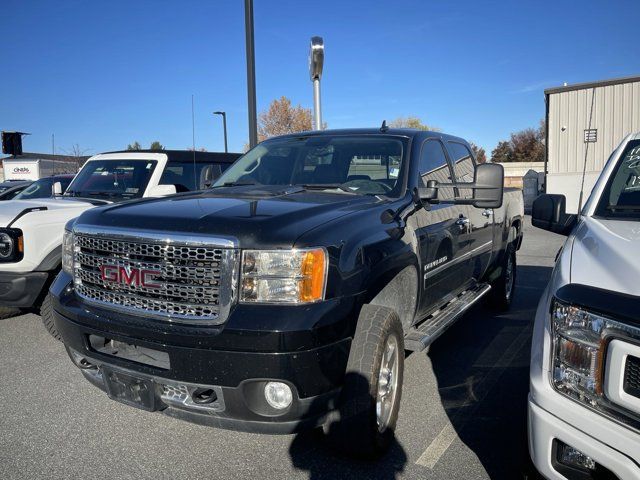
[557,441,596,471]
[264,382,293,409]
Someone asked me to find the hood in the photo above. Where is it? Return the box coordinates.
[570,216,640,296]
[77,186,384,248]
[0,198,94,227]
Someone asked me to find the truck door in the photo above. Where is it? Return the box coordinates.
[446,141,494,282]
[414,139,468,317]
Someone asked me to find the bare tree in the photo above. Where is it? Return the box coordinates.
[62,144,91,167]
[257,97,313,142]
[389,116,439,131]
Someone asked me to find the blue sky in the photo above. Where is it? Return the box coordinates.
[1,0,638,156]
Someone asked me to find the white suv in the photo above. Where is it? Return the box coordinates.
[529,132,640,478]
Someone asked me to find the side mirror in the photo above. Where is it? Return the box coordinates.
[415,163,504,208]
[52,182,63,196]
[148,184,177,197]
[531,194,577,235]
[472,163,503,209]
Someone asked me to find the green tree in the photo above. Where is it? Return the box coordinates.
[126,141,142,151]
[389,116,438,131]
[491,141,513,163]
[149,141,165,151]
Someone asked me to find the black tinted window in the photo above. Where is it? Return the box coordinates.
[419,140,454,200]
[447,142,475,198]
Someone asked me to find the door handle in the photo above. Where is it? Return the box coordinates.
[482,209,493,218]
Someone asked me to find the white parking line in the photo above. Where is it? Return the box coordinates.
[415,326,532,469]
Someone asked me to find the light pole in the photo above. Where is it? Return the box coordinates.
[309,36,324,130]
[213,111,228,153]
[244,0,258,148]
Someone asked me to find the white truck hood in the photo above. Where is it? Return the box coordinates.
[571,216,640,296]
[0,198,93,227]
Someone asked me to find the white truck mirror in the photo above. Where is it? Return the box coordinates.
[148,184,177,197]
[52,182,63,196]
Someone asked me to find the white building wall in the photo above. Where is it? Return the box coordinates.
[547,79,640,213]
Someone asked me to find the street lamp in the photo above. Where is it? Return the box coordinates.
[244,0,258,148]
[213,111,228,153]
[309,36,324,130]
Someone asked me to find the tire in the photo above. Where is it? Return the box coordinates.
[324,304,404,458]
[488,238,517,311]
[40,293,61,341]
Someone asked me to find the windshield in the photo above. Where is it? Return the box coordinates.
[14,177,71,200]
[64,159,157,200]
[213,135,407,196]
[595,139,640,219]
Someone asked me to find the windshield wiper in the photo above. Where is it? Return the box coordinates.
[300,183,358,194]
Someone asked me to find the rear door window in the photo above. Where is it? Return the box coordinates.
[447,142,476,198]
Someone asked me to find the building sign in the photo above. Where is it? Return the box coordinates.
[584,129,597,143]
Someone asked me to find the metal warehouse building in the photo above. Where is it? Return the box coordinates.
[545,75,640,213]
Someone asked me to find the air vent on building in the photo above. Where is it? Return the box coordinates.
[584,129,597,143]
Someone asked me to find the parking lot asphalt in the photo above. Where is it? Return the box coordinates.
[0,217,566,480]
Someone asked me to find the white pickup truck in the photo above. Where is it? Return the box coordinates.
[529,132,640,479]
[0,150,239,331]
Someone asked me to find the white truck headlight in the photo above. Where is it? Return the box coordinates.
[240,248,327,304]
[62,229,74,274]
[551,293,640,427]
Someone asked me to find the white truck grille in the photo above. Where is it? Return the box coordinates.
[72,229,237,325]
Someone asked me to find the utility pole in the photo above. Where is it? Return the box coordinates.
[244,0,258,148]
[213,111,228,153]
[309,36,325,130]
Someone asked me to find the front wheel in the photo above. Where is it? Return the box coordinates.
[41,293,61,341]
[488,241,516,311]
[324,304,404,458]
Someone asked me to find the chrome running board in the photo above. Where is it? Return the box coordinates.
[404,283,491,352]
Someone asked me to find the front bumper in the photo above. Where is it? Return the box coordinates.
[51,272,357,434]
[0,270,49,308]
[528,397,640,479]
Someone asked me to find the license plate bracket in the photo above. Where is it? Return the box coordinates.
[102,367,158,411]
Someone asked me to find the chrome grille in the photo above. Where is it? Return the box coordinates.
[72,227,237,324]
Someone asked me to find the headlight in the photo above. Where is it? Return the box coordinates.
[551,295,640,427]
[62,229,74,274]
[240,248,327,303]
[0,229,23,262]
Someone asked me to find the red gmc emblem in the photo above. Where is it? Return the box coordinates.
[100,265,162,288]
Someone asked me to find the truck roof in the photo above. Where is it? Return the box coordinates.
[271,128,469,145]
[102,150,242,164]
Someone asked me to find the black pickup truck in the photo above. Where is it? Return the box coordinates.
[51,128,524,457]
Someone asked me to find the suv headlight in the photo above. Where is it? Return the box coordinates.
[62,229,74,274]
[240,248,327,303]
[0,228,23,262]
[551,290,640,427]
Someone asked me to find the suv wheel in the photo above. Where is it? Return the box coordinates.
[324,304,404,458]
[41,293,61,341]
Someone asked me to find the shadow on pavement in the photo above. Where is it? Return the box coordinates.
[428,265,551,479]
[289,371,408,479]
